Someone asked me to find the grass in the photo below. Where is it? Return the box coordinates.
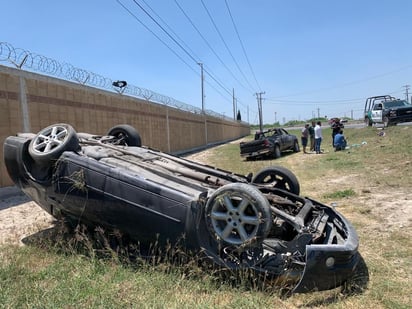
[1,124,412,308]
[323,189,356,200]
[0,237,282,308]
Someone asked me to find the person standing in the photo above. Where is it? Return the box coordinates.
[301,124,309,153]
[308,121,315,152]
[314,121,323,154]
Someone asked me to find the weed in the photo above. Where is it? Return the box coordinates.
[323,189,357,199]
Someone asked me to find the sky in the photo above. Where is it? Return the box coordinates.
[1,0,412,125]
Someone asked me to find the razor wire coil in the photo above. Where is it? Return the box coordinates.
[0,42,234,118]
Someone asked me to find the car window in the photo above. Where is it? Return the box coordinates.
[373,103,382,111]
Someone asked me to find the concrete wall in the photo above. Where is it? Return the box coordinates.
[0,65,250,187]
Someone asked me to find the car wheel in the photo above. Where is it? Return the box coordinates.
[29,123,79,165]
[107,124,142,147]
[252,166,300,195]
[365,117,372,127]
[205,183,272,247]
[293,140,300,152]
[274,144,281,158]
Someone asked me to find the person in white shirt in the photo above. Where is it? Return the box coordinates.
[314,121,323,154]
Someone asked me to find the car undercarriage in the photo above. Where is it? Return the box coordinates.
[3,123,360,293]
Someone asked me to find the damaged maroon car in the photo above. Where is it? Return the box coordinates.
[3,123,360,293]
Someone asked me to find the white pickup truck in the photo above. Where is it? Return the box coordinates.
[364,95,412,127]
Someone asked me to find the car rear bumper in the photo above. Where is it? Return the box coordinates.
[240,148,273,158]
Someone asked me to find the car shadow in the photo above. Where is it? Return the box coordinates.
[0,187,31,211]
[340,254,370,296]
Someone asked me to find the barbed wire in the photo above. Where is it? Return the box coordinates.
[0,42,235,120]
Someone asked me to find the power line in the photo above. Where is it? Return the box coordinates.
[119,0,242,112]
[130,0,198,64]
[173,0,249,95]
[115,0,197,76]
[270,64,412,99]
[224,0,262,92]
[266,98,364,104]
[200,0,256,93]
[139,0,201,64]
[140,0,239,102]
[141,0,240,102]
[265,88,405,105]
[117,0,258,118]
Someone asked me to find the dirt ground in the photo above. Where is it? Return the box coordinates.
[0,189,55,245]
[1,140,411,246]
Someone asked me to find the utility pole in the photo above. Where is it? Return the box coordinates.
[232,88,236,120]
[317,107,320,119]
[255,92,265,132]
[403,85,410,102]
[198,63,207,146]
[198,63,205,113]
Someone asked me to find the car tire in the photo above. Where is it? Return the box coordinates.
[28,123,79,165]
[365,117,372,127]
[252,166,300,195]
[107,124,142,147]
[293,140,300,152]
[274,144,281,158]
[204,183,272,247]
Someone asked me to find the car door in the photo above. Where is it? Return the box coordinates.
[279,129,293,150]
[371,103,383,123]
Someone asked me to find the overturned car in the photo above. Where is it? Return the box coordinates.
[3,123,359,293]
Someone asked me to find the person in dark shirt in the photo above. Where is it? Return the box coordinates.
[331,119,344,146]
[308,121,315,151]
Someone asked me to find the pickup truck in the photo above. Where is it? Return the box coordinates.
[364,95,412,127]
[240,128,300,160]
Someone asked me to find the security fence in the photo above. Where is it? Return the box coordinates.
[0,42,234,121]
